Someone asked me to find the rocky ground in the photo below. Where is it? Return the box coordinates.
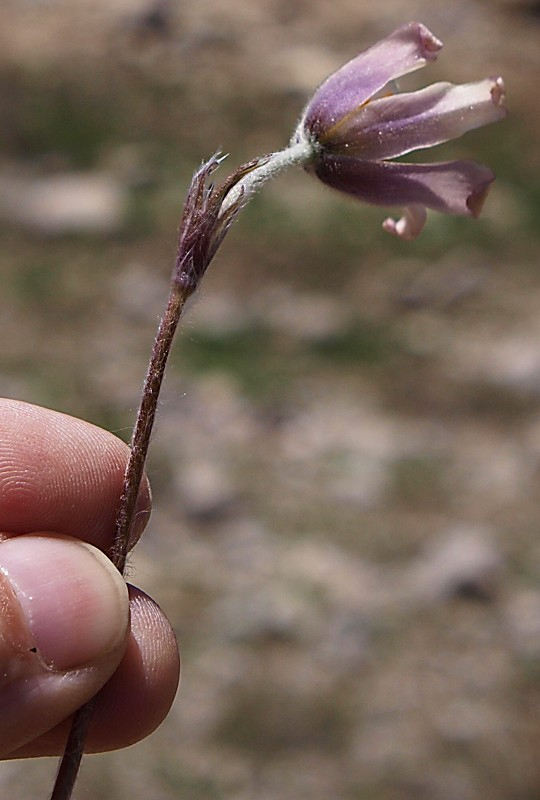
[1,1,540,799]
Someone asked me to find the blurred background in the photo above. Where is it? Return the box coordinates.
[1,0,539,798]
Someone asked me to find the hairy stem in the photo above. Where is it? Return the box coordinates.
[49,284,187,800]
[110,285,186,574]
[48,144,310,800]
[220,140,312,215]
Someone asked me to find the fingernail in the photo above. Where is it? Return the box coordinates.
[0,535,129,670]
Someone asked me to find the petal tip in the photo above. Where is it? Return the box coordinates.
[490,76,507,112]
[466,174,495,217]
[382,205,428,240]
[415,22,443,57]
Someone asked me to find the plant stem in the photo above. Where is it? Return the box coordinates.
[49,283,187,800]
[48,700,97,800]
[110,284,187,574]
[219,140,312,215]
[48,144,311,800]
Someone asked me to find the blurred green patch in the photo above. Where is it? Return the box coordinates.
[240,196,377,291]
[176,326,283,397]
[157,759,221,800]
[307,321,395,365]
[390,455,448,508]
[9,257,64,306]
[0,71,119,167]
[215,681,353,754]
[177,319,397,399]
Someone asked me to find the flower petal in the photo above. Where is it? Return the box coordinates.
[325,77,507,160]
[312,155,495,216]
[382,206,428,240]
[299,23,443,143]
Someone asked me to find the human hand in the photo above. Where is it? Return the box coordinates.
[0,398,180,759]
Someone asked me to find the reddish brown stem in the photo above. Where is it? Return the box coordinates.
[49,284,187,800]
[110,284,186,574]
[48,150,262,800]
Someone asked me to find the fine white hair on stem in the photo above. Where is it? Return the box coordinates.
[220,139,314,217]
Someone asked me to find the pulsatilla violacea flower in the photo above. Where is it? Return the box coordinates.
[293,22,506,239]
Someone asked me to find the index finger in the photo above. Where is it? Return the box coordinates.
[0,399,151,551]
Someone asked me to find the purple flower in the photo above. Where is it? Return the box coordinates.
[294,22,507,239]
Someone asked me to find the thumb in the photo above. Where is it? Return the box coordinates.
[0,533,129,758]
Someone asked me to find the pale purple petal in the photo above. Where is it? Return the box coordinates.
[382,206,427,240]
[325,78,507,160]
[312,155,495,216]
[302,23,442,142]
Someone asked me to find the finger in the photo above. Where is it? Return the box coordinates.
[0,398,151,551]
[88,586,181,751]
[7,586,180,757]
[0,534,130,759]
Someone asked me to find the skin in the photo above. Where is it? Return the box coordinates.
[0,398,180,759]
